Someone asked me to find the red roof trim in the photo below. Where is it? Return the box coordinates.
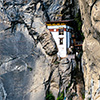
[49,28,66,32]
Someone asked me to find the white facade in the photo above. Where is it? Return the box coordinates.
[47,25,72,58]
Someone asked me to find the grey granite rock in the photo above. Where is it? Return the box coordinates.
[0,0,80,100]
[78,0,100,99]
[0,80,7,100]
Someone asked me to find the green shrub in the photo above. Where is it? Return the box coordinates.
[46,91,55,100]
[75,12,82,32]
[74,11,84,41]
[82,93,85,99]
[27,66,33,71]
[54,61,60,65]
[57,91,64,100]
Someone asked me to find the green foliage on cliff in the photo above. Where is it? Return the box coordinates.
[27,66,33,71]
[57,91,64,100]
[75,12,82,32]
[82,94,85,99]
[74,11,84,41]
[46,91,55,100]
[54,61,60,65]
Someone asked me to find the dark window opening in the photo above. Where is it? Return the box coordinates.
[59,38,63,45]
[68,0,72,4]
[59,28,64,35]
[67,29,72,32]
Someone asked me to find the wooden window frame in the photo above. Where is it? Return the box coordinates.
[59,28,64,35]
[59,38,64,45]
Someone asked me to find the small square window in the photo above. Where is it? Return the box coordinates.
[59,28,64,35]
[59,38,63,45]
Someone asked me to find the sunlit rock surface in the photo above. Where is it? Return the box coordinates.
[0,0,80,100]
[78,0,100,99]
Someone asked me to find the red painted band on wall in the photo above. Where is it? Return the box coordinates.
[48,28,73,32]
[49,28,66,32]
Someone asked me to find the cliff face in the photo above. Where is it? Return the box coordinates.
[0,0,81,100]
[0,1,55,100]
[78,0,100,100]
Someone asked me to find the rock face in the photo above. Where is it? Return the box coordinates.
[0,80,7,100]
[78,0,100,100]
[0,0,55,100]
[0,0,80,100]
[0,23,51,100]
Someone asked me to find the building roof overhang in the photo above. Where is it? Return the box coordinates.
[46,19,75,27]
[46,19,74,23]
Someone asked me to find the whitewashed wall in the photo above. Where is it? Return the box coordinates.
[48,25,67,57]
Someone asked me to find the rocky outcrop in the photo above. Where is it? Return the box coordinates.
[0,80,7,100]
[0,0,81,100]
[0,0,56,100]
[0,22,51,100]
[78,0,100,100]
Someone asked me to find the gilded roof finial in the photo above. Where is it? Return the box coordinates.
[56,14,63,21]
